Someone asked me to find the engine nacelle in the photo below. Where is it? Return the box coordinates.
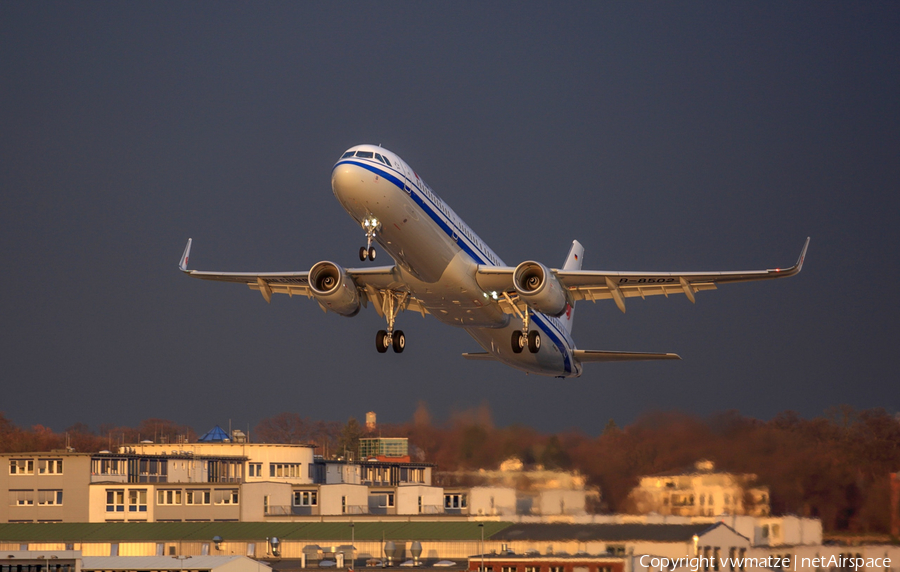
[308,261,361,317]
[514,261,568,317]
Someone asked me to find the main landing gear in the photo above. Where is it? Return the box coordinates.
[359,215,380,261]
[376,329,405,353]
[511,330,541,354]
[375,290,407,354]
[503,293,541,354]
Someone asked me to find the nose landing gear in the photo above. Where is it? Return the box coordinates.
[359,215,380,261]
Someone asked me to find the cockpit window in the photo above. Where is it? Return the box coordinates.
[374,153,386,164]
[381,155,392,167]
[341,151,355,158]
[356,151,374,159]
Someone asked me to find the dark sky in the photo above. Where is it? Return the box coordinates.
[2,3,898,436]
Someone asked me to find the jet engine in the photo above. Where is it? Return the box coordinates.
[513,261,568,317]
[308,261,361,317]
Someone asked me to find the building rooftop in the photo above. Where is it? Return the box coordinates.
[0,522,512,542]
[0,522,739,543]
[81,555,264,571]
[491,523,723,542]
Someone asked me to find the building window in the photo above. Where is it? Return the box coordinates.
[269,463,302,478]
[501,567,517,572]
[444,493,467,508]
[10,490,34,506]
[525,567,538,572]
[214,489,239,505]
[137,458,168,483]
[106,489,125,512]
[93,458,126,475]
[129,489,148,512]
[549,567,563,572]
[37,459,63,475]
[38,490,63,506]
[248,463,263,477]
[247,543,256,557]
[293,490,318,506]
[371,492,394,507]
[157,490,182,505]
[9,459,34,475]
[186,489,211,505]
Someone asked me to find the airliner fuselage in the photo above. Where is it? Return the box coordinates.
[331,146,581,376]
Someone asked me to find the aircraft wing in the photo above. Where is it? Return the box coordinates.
[476,238,809,313]
[177,239,429,316]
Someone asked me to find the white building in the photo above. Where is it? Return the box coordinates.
[628,460,770,517]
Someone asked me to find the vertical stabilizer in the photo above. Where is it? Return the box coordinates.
[561,240,583,333]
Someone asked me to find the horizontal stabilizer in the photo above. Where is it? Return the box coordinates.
[462,352,497,361]
[574,349,681,362]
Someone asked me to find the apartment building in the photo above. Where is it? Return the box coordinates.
[627,460,771,517]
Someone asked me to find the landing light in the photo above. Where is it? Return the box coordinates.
[491,291,499,300]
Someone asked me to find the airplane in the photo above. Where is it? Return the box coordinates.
[179,144,809,378]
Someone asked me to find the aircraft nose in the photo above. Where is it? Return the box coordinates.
[331,162,366,204]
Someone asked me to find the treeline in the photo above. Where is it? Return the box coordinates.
[0,415,196,453]
[1,405,898,534]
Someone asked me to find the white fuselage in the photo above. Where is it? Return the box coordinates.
[331,145,582,377]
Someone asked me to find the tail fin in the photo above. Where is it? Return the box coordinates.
[561,240,584,334]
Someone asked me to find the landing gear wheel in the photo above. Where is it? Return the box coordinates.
[376,330,390,353]
[527,330,541,353]
[392,330,405,353]
[359,247,368,261]
[368,246,376,261]
[511,331,525,354]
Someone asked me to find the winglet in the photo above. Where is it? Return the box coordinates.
[795,237,810,273]
[774,237,810,277]
[179,238,192,272]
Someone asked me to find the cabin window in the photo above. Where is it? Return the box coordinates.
[382,155,392,166]
[375,153,386,164]
[356,151,374,159]
[342,151,355,158]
